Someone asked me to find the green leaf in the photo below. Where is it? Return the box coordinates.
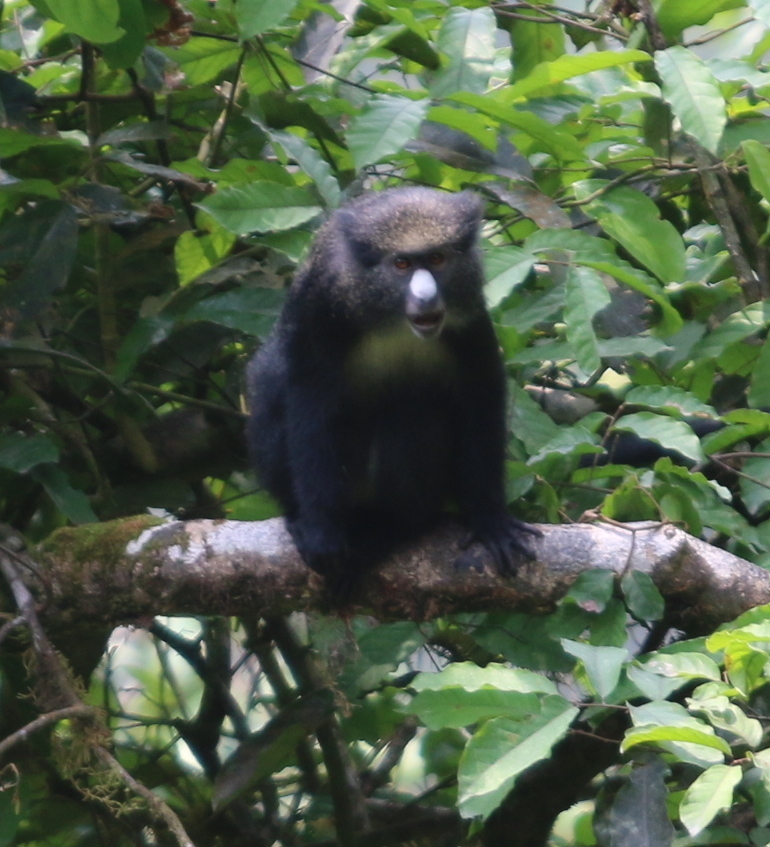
[45,0,123,43]
[562,569,616,613]
[506,2,565,82]
[624,386,718,419]
[198,182,322,234]
[451,92,586,162]
[523,227,682,335]
[166,37,242,86]
[564,264,611,373]
[743,139,770,204]
[236,0,300,39]
[457,696,579,819]
[0,433,58,472]
[593,756,674,847]
[621,571,665,622]
[750,0,770,28]
[269,130,341,208]
[574,182,686,284]
[213,690,334,811]
[691,303,769,359]
[502,50,651,102]
[412,662,557,695]
[346,95,428,171]
[612,412,706,464]
[642,652,722,683]
[180,288,285,337]
[99,0,146,68]
[431,6,496,97]
[411,688,540,730]
[175,227,236,286]
[748,338,770,409]
[654,46,727,155]
[0,201,79,320]
[741,437,770,517]
[484,246,534,308]
[113,314,175,382]
[561,640,628,700]
[31,465,97,524]
[656,0,745,38]
[625,702,731,763]
[680,764,742,836]
[342,622,426,694]
[688,695,763,748]
[622,724,730,755]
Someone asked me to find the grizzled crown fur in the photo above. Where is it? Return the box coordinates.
[335,187,483,261]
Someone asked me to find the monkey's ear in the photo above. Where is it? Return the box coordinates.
[334,207,383,267]
[452,191,484,252]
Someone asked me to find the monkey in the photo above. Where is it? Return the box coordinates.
[246,186,540,594]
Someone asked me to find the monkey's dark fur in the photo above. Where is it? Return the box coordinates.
[247,187,539,594]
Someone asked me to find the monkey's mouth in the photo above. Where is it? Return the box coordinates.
[408,310,445,339]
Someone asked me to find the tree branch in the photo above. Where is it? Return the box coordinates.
[31,517,770,634]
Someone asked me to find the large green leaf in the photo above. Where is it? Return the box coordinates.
[562,640,629,700]
[691,303,769,359]
[236,0,300,39]
[346,95,428,170]
[0,433,58,472]
[564,264,610,374]
[505,1,565,82]
[431,6,497,97]
[655,46,727,155]
[269,130,341,209]
[624,386,718,418]
[0,201,79,320]
[523,227,682,335]
[483,246,534,308]
[502,50,650,102]
[680,765,742,836]
[452,92,585,162]
[174,227,236,286]
[412,688,540,730]
[656,0,744,38]
[611,412,705,464]
[741,437,770,516]
[574,182,686,284]
[458,696,579,819]
[199,182,322,234]
[45,0,123,43]
[748,337,770,409]
[743,139,770,204]
[99,0,145,68]
[31,465,98,524]
[593,756,675,847]
[165,36,242,86]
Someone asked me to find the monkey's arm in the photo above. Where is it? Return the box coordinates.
[452,319,539,573]
[283,333,353,579]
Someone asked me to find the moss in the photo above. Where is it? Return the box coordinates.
[37,515,165,573]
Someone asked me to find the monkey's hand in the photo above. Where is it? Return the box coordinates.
[286,517,365,600]
[462,515,542,577]
[287,517,349,575]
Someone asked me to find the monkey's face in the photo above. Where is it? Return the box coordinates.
[350,245,481,341]
[333,187,487,335]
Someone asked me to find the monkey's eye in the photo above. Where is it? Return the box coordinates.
[394,257,412,270]
[427,252,445,267]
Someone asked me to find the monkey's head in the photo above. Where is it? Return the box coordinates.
[333,187,485,338]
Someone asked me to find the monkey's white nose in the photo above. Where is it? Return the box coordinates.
[408,269,439,305]
[406,269,445,338]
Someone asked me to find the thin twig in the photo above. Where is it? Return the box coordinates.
[0,705,93,759]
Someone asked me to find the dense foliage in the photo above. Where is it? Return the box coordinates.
[4,0,770,845]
